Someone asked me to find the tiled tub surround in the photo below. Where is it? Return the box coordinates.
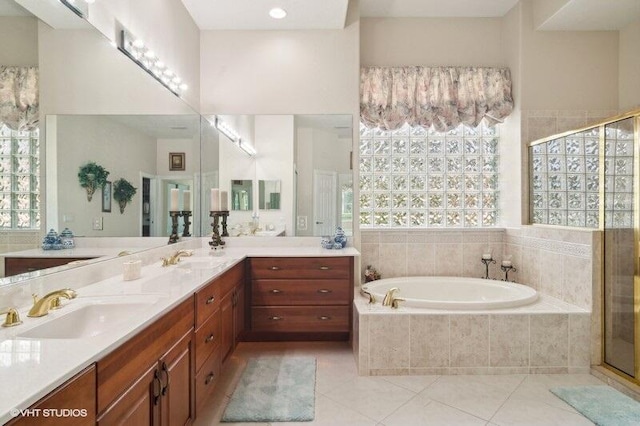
[354,296,591,376]
[359,226,601,373]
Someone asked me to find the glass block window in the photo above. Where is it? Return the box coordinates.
[0,124,40,229]
[359,122,499,228]
[529,128,600,228]
[604,118,635,228]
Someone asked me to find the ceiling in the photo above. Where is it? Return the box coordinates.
[537,0,640,31]
[360,0,520,18]
[180,0,349,30]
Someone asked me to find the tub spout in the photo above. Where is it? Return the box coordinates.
[382,287,399,306]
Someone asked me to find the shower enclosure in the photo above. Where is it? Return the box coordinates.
[529,109,639,382]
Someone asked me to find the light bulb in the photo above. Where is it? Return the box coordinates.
[155,60,165,69]
[179,83,188,91]
[144,50,155,59]
[132,39,144,49]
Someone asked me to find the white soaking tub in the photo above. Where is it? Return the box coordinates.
[362,276,538,310]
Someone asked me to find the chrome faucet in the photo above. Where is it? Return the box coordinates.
[0,307,22,327]
[382,287,399,306]
[28,288,77,318]
[161,249,194,266]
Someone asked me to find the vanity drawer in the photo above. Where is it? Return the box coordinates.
[195,261,245,328]
[251,306,349,332]
[252,279,350,306]
[194,308,221,372]
[250,257,350,279]
[195,348,221,414]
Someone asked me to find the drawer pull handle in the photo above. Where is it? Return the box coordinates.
[318,316,331,320]
[269,316,282,321]
[205,372,215,385]
[319,266,330,270]
[205,296,215,305]
[317,289,332,294]
[270,266,281,270]
[270,289,282,294]
[205,334,215,343]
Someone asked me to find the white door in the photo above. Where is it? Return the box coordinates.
[313,170,337,236]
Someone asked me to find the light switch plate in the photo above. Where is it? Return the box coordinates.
[92,217,103,230]
[297,215,307,230]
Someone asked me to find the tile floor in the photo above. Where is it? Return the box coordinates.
[194,341,608,425]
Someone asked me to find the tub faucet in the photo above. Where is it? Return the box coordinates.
[382,287,399,306]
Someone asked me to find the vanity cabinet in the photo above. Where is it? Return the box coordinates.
[4,257,95,276]
[96,299,194,426]
[193,261,245,414]
[7,365,96,426]
[248,257,353,340]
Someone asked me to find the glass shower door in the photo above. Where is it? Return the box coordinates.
[603,116,636,377]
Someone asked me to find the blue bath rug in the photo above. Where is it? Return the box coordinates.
[550,385,640,426]
[222,356,316,422]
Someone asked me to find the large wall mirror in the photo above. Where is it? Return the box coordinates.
[211,114,353,237]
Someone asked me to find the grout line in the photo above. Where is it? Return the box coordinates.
[486,374,528,423]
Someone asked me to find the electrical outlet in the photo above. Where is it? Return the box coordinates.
[92,217,103,230]
[63,214,74,223]
[297,215,307,230]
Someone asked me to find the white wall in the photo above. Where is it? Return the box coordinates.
[54,115,157,236]
[360,17,504,67]
[199,4,359,115]
[38,24,195,116]
[619,18,640,111]
[156,137,199,175]
[218,133,255,227]
[0,16,38,65]
[87,0,200,111]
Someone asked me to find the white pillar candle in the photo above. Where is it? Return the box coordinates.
[220,190,228,211]
[501,260,512,267]
[170,188,179,211]
[183,190,191,211]
[210,188,220,211]
[482,252,492,260]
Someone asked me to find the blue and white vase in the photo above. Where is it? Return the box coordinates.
[60,228,75,249]
[321,236,334,249]
[333,227,347,248]
[42,229,63,250]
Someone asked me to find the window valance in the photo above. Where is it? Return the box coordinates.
[0,66,39,131]
[360,66,514,132]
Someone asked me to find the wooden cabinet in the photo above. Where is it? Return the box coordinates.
[193,261,245,415]
[96,299,194,426]
[4,257,96,276]
[248,257,353,340]
[7,366,96,426]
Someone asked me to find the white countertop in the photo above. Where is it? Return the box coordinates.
[0,244,359,423]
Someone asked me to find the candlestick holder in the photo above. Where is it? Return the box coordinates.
[208,211,227,248]
[180,210,192,237]
[500,264,517,282]
[480,258,496,279]
[168,211,180,244]
[219,210,229,237]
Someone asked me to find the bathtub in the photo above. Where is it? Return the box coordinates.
[361,276,538,310]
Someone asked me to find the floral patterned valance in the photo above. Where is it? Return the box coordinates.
[360,66,514,132]
[0,66,39,131]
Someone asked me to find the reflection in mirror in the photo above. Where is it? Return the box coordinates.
[231,180,253,211]
[46,114,201,237]
[259,180,281,210]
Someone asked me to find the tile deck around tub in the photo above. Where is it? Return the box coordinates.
[354,293,591,376]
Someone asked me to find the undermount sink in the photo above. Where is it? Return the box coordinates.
[176,259,227,270]
[17,302,154,339]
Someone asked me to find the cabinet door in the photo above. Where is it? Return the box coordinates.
[97,364,159,426]
[8,366,96,426]
[220,290,234,363]
[159,331,194,426]
[234,281,246,343]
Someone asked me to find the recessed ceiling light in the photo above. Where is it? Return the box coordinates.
[269,7,287,19]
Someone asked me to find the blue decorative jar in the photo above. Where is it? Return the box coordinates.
[42,229,63,250]
[321,236,334,249]
[333,227,347,248]
[60,228,75,249]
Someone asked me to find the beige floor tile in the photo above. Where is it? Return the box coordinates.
[325,376,417,422]
[420,375,526,420]
[381,398,486,426]
[490,397,594,426]
[284,394,377,426]
[380,375,440,393]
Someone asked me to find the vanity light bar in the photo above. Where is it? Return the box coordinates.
[119,28,188,97]
[214,117,256,156]
[60,0,90,18]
